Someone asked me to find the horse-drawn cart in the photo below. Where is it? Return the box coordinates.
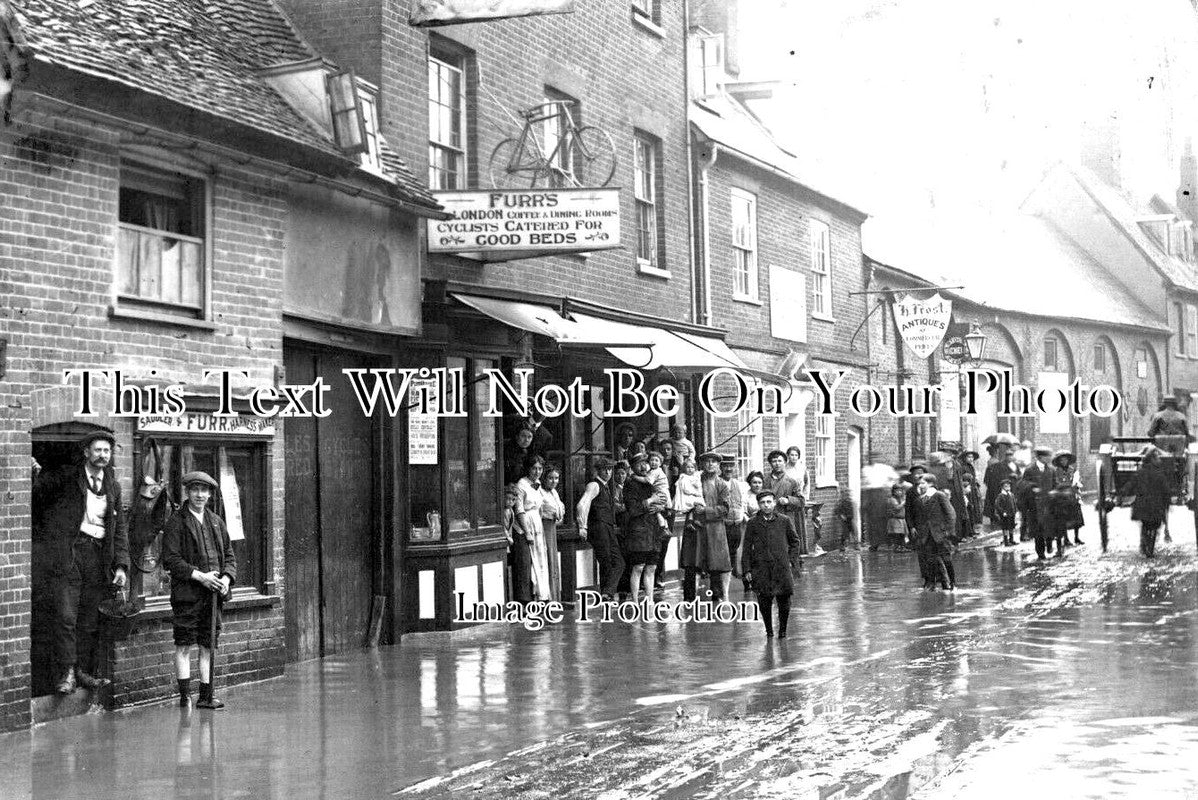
[1094,435,1198,552]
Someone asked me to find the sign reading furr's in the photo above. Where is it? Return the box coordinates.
[429,188,621,262]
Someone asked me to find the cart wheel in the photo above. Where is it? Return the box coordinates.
[1097,463,1110,553]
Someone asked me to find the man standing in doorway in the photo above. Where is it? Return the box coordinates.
[34,431,129,695]
[576,457,624,601]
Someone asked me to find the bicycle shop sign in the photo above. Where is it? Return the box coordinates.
[428,188,621,262]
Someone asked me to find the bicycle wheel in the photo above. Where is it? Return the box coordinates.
[567,126,617,187]
[489,138,546,189]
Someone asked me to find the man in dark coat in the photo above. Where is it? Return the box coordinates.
[1017,446,1056,559]
[914,475,956,590]
[743,490,800,638]
[162,471,236,709]
[1130,447,1172,558]
[33,430,130,695]
[983,445,1018,524]
[763,450,807,554]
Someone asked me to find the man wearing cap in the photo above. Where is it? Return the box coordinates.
[720,456,750,582]
[763,450,808,555]
[162,471,236,709]
[576,457,624,601]
[680,452,732,601]
[33,430,129,695]
[1017,446,1056,559]
[743,489,800,638]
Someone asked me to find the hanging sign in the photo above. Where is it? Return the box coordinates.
[137,413,274,438]
[895,292,952,359]
[428,188,621,262]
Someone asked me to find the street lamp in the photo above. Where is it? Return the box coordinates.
[964,323,987,365]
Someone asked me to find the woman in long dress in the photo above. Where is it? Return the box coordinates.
[539,464,565,601]
[517,456,552,602]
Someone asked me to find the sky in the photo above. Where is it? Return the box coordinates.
[736,0,1198,217]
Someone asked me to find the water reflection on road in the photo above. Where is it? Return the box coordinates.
[7,510,1198,799]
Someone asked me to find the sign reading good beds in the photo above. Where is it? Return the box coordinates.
[428,188,621,262]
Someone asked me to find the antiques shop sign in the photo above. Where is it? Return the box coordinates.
[896,292,952,359]
[429,188,621,262]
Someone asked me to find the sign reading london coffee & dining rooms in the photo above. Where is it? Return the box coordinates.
[428,188,621,261]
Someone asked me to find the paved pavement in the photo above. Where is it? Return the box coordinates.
[4,505,1198,799]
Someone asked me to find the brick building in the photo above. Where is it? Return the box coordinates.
[277,0,780,628]
[0,0,438,731]
[1023,161,1198,431]
[685,15,871,545]
[864,209,1170,494]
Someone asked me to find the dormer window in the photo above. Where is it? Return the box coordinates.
[326,70,382,171]
[691,33,724,99]
[357,83,382,172]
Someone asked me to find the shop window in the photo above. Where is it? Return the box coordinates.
[1187,306,1198,356]
[429,45,468,190]
[133,439,267,600]
[910,420,925,460]
[409,356,501,540]
[1176,302,1186,356]
[1135,347,1148,379]
[117,162,207,317]
[1094,342,1107,373]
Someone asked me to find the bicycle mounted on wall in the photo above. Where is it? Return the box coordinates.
[488,101,617,189]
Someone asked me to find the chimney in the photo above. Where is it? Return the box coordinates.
[689,0,739,79]
[1178,136,1198,228]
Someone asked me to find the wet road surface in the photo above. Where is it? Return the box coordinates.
[4,505,1198,799]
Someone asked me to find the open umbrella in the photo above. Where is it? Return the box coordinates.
[983,433,1020,446]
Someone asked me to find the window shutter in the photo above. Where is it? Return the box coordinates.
[327,70,367,155]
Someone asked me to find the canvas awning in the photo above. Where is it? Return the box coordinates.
[451,294,652,347]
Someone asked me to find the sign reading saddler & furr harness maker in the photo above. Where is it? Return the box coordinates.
[429,188,621,262]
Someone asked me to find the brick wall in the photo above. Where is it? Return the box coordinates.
[704,152,870,523]
[866,266,1170,496]
[286,0,695,324]
[0,105,288,731]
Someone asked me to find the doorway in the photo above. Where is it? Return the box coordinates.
[284,346,384,662]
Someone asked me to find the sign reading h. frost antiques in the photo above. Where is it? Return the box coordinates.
[895,292,952,359]
[429,188,621,262]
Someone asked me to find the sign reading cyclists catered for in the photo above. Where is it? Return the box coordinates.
[429,188,621,262]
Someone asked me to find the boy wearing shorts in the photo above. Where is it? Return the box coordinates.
[162,471,236,709]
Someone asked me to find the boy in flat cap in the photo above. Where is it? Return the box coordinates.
[162,471,236,709]
[743,490,800,638]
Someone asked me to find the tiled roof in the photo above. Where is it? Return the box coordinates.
[1067,165,1198,293]
[691,92,868,217]
[8,0,438,210]
[863,211,1168,332]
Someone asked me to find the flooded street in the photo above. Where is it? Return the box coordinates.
[5,506,1198,799]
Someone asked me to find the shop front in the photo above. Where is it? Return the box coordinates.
[400,284,765,629]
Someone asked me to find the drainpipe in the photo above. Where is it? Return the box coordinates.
[695,136,718,327]
[694,136,718,449]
